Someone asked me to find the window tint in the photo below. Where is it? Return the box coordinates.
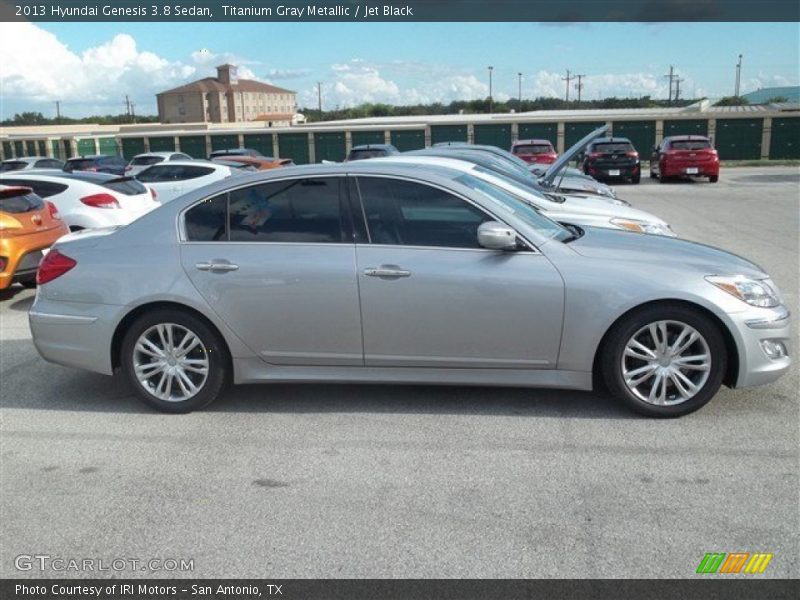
[513,144,553,155]
[171,154,192,161]
[355,177,492,249]
[229,178,345,243]
[591,142,634,153]
[138,165,214,182]
[0,162,26,172]
[33,159,63,169]
[670,140,712,150]
[0,191,44,213]
[101,177,147,196]
[131,156,165,166]
[347,149,388,161]
[184,194,227,242]
[0,179,68,198]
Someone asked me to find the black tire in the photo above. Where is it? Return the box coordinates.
[18,275,37,288]
[631,172,641,184]
[709,175,719,183]
[649,169,656,179]
[120,308,229,413]
[601,304,727,417]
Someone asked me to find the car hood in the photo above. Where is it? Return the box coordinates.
[555,196,665,223]
[569,226,766,278]
[541,124,609,187]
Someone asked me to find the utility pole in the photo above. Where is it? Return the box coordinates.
[574,74,585,103]
[664,66,675,105]
[562,69,573,102]
[316,82,322,114]
[517,72,522,105]
[734,54,743,98]
[130,100,136,123]
[488,66,494,113]
[124,95,131,119]
[54,101,61,121]
[674,77,684,103]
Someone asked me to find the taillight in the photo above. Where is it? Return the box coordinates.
[46,201,61,220]
[626,151,639,158]
[589,152,603,158]
[37,250,76,285]
[149,187,158,201]
[80,193,120,209]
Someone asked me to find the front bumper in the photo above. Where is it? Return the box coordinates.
[727,305,792,388]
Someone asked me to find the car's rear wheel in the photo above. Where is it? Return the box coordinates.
[632,172,641,184]
[602,305,727,417]
[709,175,719,183]
[121,309,228,413]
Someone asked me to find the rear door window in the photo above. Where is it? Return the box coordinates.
[0,162,27,172]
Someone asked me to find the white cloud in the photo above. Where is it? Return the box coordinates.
[528,69,701,100]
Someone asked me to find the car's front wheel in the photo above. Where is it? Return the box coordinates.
[602,305,727,417]
[121,309,228,413]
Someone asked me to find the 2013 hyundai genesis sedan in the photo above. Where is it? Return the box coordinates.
[29,162,791,417]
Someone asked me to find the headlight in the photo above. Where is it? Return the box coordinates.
[706,275,780,308]
[609,218,676,237]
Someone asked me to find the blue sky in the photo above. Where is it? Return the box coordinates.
[1,22,798,118]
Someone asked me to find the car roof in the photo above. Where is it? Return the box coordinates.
[133,151,181,158]
[513,139,553,146]
[590,137,633,144]
[66,154,122,160]
[2,156,41,162]
[350,144,396,151]
[141,160,224,168]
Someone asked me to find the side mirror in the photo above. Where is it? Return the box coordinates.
[478,221,517,251]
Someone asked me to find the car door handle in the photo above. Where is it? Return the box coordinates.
[195,261,239,272]
[364,267,411,278]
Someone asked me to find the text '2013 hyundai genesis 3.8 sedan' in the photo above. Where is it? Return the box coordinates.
[29,162,791,416]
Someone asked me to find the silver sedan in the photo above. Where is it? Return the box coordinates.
[29,162,791,416]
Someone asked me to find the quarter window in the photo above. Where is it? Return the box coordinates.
[355,177,492,249]
[184,194,227,242]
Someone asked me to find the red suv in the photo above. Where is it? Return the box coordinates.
[650,135,719,183]
[510,139,558,164]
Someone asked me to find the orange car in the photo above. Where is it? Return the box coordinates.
[0,185,69,290]
[211,155,294,171]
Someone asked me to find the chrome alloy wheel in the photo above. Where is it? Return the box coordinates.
[621,320,711,406]
[132,323,209,402]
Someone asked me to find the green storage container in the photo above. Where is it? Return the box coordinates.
[390,130,425,152]
[98,137,120,156]
[25,140,37,156]
[121,138,146,160]
[210,134,239,152]
[37,140,47,156]
[769,117,800,159]
[473,124,512,149]
[62,140,72,158]
[76,138,96,156]
[178,135,208,159]
[565,121,607,148]
[278,133,310,164]
[715,118,763,160]
[50,140,62,160]
[663,119,709,138]
[517,123,558,145]
[1,141,11,160]
[430,125,468,145]
[611,121,655,155]
[351,130,386,147]
[148,137,176,153]
[314,132,347,163]
[14,141,25,157]
[243,134,274,157]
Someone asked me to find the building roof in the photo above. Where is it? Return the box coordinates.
[158,77,294,96]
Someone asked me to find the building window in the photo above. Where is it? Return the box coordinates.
[178,95,184,103]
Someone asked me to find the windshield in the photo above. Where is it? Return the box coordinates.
[473,165,562,204]
[131,156,165,166]
[455,173,571,242]
[670,140,712,150]
[592,142,634,154]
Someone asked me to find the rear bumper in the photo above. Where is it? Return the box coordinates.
[29,296,122,375]
[662,160,719,177]
[586,162,640,180]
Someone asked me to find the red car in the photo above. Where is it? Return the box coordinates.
[510,139,558,164]
[650,135,719,183]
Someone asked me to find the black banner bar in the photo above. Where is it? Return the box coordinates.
[1,0,799,22]
[2,579,800,600]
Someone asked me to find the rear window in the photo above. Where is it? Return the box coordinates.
[65,159,98,171]
[670,140,712,151]
[131,156,165,166]
[347,149,387,161]
[0,191,44,213]
[101,177,147,196]
[513,144,553,155]
[592,142,634,153]
[138,165,216,182]
[33,159,64,169]
[0,162,27,172]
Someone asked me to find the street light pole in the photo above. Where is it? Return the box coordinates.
[488,66,494,113]
[734,54,743,98]
[518,72,522,105]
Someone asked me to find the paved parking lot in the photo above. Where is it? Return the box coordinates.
[1,166,798,578]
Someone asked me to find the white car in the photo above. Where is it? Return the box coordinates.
[0,156,65,172]
[0,171,158,231]
[125,152,192,177]
[135,161,235,203]
[377,155,675,236]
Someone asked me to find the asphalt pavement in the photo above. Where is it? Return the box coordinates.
[1,166,798,578]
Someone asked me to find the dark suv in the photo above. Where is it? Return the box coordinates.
[581,137,641,184]
[63,155,128,176]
